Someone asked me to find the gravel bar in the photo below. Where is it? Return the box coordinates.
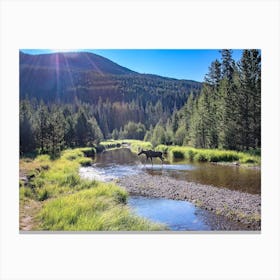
[118,173,261,230]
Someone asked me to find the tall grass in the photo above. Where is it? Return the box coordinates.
[101,139,260,165]
[20,147,165,231]
[101,139,153,154]
[37,184,165,231]
[20,149,99,201]
[128,140,153,154]
[155,145,260,165]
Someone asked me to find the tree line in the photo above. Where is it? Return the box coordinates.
[20,97,174,155]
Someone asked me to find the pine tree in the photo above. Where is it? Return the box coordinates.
[64,115,76,147]
[88,117,103,144]
[34,101,50,153]
[112,129,119,140]
[75,110,91,146]
[205,59,222,88]
[20,111,36,153]
[48,107,65,156]
[238,49,261,149]
[151,123,166,147]
[221,49,235,81]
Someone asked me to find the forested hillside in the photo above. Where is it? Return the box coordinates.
[164,49,261,152]
[20,51,201,154]
[20,51,201,106]
[20,50,261,155]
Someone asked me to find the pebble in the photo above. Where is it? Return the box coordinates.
[118,173,261,230]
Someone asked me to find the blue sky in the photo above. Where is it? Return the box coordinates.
[21,49,243,82]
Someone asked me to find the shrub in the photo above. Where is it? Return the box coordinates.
[80,147,96,157]
[186,149,196,161]
[78,158,93,167]
[170,148,185,159]
[130,140,153,153]
[155,144,169,153]
[194,152,208,162]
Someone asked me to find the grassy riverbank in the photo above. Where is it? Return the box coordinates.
[156,145,260,165]
[19,149,164,231]
[101,140,261,165]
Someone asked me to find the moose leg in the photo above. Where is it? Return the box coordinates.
[151,157,153,166]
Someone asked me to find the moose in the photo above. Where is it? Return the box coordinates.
[137,149,164,165]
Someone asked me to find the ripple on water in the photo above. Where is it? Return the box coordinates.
[140,164,196,171]
[79,163,196,182]
[79,164,143,182]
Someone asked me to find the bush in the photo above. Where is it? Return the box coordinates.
[168,147,185,159]
[155,145,169,153]
[194,152,208,162]
[80,147,96,157]
[186,149,196,161]
[78,158,93,166]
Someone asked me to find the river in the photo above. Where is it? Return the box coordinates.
[79,148,261,231]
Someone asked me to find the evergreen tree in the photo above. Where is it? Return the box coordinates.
[112,128,119,140]
[221,49,235,81]
[165,119,174,145]
[151,123,166,147]
[88,117,103,144]
[219,49,239,149]
[48,107,65,156]
[238,49,261,149]
[75,110,92,146]
[34,101,50,153]
[20,100,36,153]
[64,115,76,147]
[205,59,222,88]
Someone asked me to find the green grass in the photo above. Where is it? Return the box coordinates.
[101,139,260,165]
[127,140,153,153]
[78,157,93,166]
[101,139,153,154]
[37,183,165,231]
[20,147,165,231]
[155,145,260,165]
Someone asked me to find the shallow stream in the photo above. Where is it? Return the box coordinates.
[79,148,261,230]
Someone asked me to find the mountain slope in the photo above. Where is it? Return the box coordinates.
[20,51,202,107]
[20,51,136,74]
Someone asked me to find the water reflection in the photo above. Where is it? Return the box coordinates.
[146,162,260,194]
[80,148,260,194]
[128,196,249,231]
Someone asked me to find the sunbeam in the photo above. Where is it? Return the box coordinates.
[49,49,79,53]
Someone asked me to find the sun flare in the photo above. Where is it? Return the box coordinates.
[49,49,79,53]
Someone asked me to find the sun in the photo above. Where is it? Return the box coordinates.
[49,49,79,53]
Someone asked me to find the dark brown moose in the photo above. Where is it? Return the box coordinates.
[138,149,164,165]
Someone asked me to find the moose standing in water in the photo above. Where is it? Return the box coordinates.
[138,149,164,165]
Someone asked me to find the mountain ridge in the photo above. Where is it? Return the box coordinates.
[20,51,202,107]
[20,51,137,75]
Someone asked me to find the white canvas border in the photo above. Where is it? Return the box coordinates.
[1,0,280,279]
